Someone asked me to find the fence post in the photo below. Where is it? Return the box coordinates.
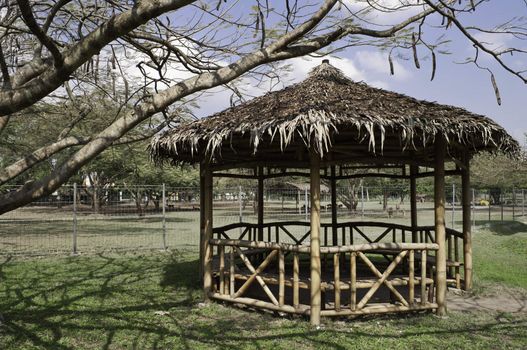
[297,189,301,215]
[471,188,475,229]
[304,187,308,221]
[239,185,243,223]
[360,185,364,219]
[162,183,167,250]
[501,194,504,221]
[72,183,78,255]
[523,189,525,218]
[488,189,491,221]
[512,187,516,220]
[452,183,455,229]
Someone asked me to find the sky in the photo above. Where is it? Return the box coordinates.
[187,1,527,146]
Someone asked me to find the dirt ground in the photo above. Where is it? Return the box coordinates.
[448,286,527,314]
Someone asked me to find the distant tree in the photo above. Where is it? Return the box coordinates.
[471,152,527,203]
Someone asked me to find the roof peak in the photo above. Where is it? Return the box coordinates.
[307,60,352,83]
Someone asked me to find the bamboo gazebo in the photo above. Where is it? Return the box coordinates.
[151,60,519,325]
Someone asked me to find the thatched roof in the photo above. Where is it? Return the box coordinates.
[151,60,519,166]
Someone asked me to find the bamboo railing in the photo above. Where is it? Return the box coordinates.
[212,221,464,288]
[209,221,447,317]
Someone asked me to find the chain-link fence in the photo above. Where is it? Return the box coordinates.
[1,184,525,256]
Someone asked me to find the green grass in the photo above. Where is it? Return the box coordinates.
[472,221,527,289]
[1,221,526,350]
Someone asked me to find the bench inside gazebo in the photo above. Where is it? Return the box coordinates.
[151,60,519,325]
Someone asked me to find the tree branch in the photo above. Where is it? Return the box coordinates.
[17,0,64,66]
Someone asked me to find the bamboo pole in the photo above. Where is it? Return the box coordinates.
[421,250,427,305]
[219,245,225,294]
[350,252,356,311]
[462,155,473,290]
[203,164,214,301]
[293,252,299,309]
[434,136,447,315]
[258,166,264,241]
[410,165,418,243]
[409,249,414,306]
[230,246,235,297]
[310,151,322,326]
[334,253,341,311]
[199,167,205,279]
[331,166,338,246]
[279,250,285,306]
[451,183,455,230]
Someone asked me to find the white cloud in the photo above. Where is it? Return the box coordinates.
[473,32,513,52]
[354,50,411,80]
[344,0,424,25]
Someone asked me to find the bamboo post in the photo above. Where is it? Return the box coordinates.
[454,237,461,288]
[350,252,356,311]
[203,164,214,301]
[219,245,225,294]
[72,182,78,255]
[334,253,341,311]
[462,154,473,290]
[420,250,427,305]
[310,151,322,326]
[199,168,205,279]
[409,249,415,306]
[331,166,338,246]
[293,252,299,309]
[434,136,447,316]
[258,167,264,241]
[162,183,167,250]
[410,165,418,243]
[230,246,235,297]
[451,183,455,229]
[279,249,285,306]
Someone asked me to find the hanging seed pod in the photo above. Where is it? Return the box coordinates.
[412,33,420,69]
[388,54,394,75]
[470,0,475,10]
[490,72,501,105]
[430,51,436,81]
[254,11,260,38]
[447,10,454,29]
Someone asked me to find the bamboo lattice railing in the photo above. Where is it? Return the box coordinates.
[212,221,464,288]
[208,221,452,317]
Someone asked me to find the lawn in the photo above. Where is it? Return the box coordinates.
[0,221,526,349]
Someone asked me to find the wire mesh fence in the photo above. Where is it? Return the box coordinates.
[0,184,525,256]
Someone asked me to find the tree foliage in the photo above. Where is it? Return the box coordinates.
[0,0,525,214]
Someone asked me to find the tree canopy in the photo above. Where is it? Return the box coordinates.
[0,0,525,214]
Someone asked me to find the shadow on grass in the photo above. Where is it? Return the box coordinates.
[1,253,525,350]
[476,220,527,235]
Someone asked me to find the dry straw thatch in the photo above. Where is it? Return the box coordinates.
[151,61,519,165]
